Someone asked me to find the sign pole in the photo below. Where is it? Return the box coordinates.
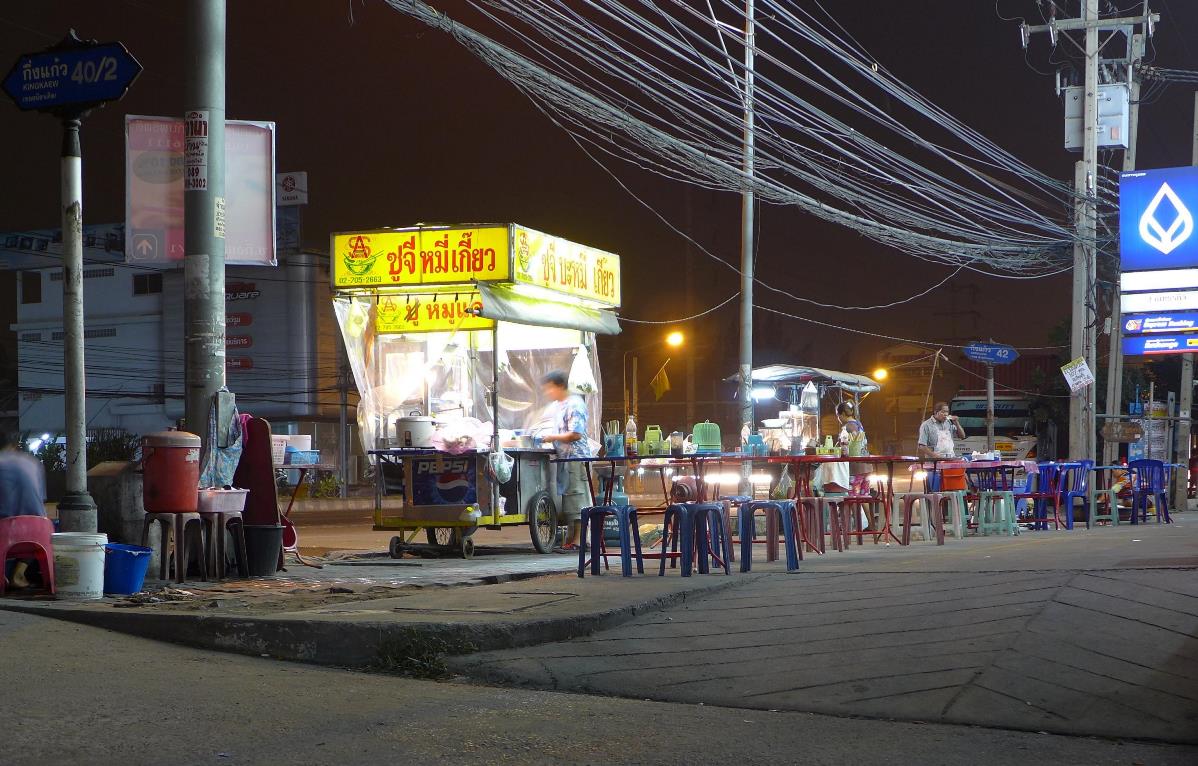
[56,115,97,532]
[986,362,995,452]
[183,0,227,436]
[3,32,140,532]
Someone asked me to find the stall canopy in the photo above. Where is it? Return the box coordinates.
[330,224,622,452]
[476,282,621,335]
[733,365,881,395]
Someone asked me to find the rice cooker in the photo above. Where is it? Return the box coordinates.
[395,415,436,448]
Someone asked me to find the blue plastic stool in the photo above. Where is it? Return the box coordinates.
[692,503,732,575]
[737,500,800,573]
[578,505,644,577]
[659,503,730,577]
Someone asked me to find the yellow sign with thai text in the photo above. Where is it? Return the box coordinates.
[511,226,621,307]
[332,227,510,288]
[375,291,494,334]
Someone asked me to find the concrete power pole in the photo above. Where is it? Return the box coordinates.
[1103,32,1146,466]
[56,117,97,533]
[738,0,755,492]
[183,0,227,438]
[1073,0,1099,465]
[1021,3,1159,463]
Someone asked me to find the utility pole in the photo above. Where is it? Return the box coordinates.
[1020,3,1159,464]
[338,355,350,499]
[1104,31,1146,466]
[56,116,97,532]
[684,187,697,429]
[738,0,755,491]
[183,0,227,439]
[1173,92,1198,512]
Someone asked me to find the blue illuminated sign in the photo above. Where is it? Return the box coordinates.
[1120,166,1198,272]
[1123,333,1198,356]
[1123,312,1198,334]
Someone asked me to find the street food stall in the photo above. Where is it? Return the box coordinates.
[740,365,881,453]
[331,223,621,558]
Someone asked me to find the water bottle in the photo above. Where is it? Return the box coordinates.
[625,415,638,457]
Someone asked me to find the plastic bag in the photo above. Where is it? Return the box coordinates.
[488,444,514,484]
[771,465,794,500]
[568,344,598,395]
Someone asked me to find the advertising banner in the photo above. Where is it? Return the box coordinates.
[1122,312,1198,335]
[1120,166,1198,272]
[375,291,494,334]
[126,115,277,266]
[512,225,621,307]
[1122,334,1198,356]
[331,227,509,288]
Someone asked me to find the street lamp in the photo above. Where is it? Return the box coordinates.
[872,368,889,381]
[624,331,686,425]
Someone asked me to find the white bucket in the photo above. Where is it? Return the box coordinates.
[51,532,108,601]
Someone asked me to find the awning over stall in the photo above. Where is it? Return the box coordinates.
[475,282,621,336]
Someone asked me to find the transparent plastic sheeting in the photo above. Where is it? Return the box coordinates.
[333,296,602,455]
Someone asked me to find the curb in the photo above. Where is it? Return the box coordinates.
[0,575,756,670]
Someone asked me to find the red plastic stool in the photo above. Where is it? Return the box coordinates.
[0,516,56,596]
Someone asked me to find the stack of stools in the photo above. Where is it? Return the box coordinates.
[141,513,207,583]
[737,500,800,572]
[826,495,886,550]
[796,497,829,554]
[578,505,644,577]
[140,430,207,583]
[658,503,731,577]
[199,509,250,579]
[894,493,945,545]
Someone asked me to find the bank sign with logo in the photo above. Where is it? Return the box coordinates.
[1120,167,1198,271]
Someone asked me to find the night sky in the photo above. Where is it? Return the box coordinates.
[2,1,1196,410]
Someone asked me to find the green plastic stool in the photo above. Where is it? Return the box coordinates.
[978,490,1019,536]
[938,489,969,538]
[1089,487,1120,528]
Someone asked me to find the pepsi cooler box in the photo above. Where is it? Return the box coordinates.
[410,455,479,506]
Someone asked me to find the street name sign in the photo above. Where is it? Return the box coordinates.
[963,342,1019,365]
[3,34,141,113]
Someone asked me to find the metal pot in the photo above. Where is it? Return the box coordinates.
[395,415,436,448]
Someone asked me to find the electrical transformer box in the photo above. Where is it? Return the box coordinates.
[1064,83,1130,150]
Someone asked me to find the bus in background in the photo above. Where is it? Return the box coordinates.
[949,393,1038,459]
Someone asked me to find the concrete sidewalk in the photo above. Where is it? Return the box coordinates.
[1,563,753,670]
[454,520,1198,744]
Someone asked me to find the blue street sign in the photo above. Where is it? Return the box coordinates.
[3,39,141,112]
[1123,311,1198,335]
[963,342,1019,365]
[1120,166,1198,272]
[1122,333,1198,356]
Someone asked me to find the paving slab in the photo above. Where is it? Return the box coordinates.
[453,520,1198,743]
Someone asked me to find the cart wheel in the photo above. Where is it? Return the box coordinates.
[388,536,404,559]
[425,527,456,547]
[460,534,476,559]
[527,490,559,554]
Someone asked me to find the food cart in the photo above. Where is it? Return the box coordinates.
[739,365,881,452]
[331,223,621,558]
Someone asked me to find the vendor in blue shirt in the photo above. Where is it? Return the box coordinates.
[539,370,593,553]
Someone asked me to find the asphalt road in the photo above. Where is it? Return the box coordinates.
[2,609,1194,766]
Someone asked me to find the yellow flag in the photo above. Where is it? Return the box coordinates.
[650,359,671,401]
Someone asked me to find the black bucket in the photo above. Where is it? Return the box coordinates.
[244,524,284,576]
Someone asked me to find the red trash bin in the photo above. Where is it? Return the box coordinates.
[142,430,202,512]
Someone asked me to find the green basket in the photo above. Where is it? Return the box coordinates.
[691,420,722,453]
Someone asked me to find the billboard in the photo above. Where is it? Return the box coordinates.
[1122,312,1198,334]
[125,115,277,266]
[1120,166,1198,272]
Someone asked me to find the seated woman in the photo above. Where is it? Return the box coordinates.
[0,431,49,589]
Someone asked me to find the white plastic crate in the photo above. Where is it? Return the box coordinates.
[197,488,249,514]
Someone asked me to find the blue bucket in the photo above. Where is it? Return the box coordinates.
[103,543,153,595]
